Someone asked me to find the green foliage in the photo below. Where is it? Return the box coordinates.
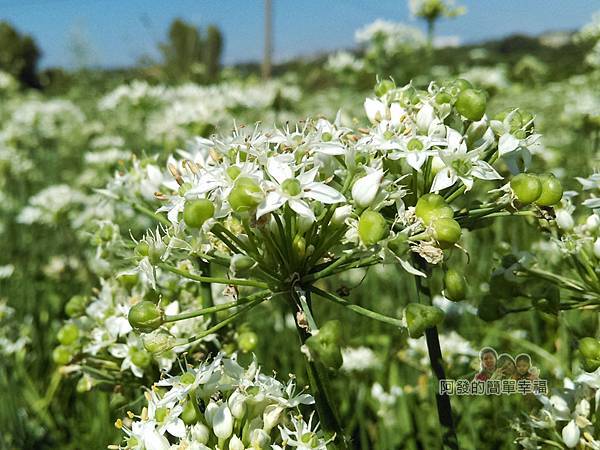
[159,18,223,83]
[0,21,41,87]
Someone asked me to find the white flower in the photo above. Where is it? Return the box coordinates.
[212,402,234,439]
[352,168,384,208]
[364,98,388,124]
[594,237,600,259]
[562,419,580,448]
[416,102,436,134]
[257,156,345,222]
[128,421,171,450]
[108,334,149,378]
[556,209,575,230]
[228,435,244,450]
[431,128,501,192]
[341,346,380,372]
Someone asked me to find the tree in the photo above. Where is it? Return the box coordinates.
[204,25,223,82]
[0,21,41,87]
[159,19,223,83]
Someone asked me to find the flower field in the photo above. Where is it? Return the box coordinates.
[1,2,600,449]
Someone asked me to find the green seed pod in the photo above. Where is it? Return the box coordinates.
[583,358,600,373]
[306,320,343,370]
[183,199,215,228]
[388,233,409,258]
[181,400,199,425]
[405,303,444,338]
[134,241,150,257]
[435,92,453,105]
[358,210,388,246]
[510,173,542,205]
[65,295,88,317]
[477,296,507,322]
[415,193,454,226]
[130,348,152,368]
[228,177,263,212]
[237,331,258,353]
[431,218,462,248]
[455,89,487,121]
[57,323,79,345]
[229,254,256,276]
[443,269,467,301]
[128,301,164,332]
[142,330,176,354]
[52,345,72,365]
[375,79,395,97]
[579,337,600,360]
[535,174,563,206]
[118,273,139,288]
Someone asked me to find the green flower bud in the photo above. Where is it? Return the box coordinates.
[52,345,73,365]
[228,177,263,213]
[510,173,542,205]
[183,199,215,228]
[293,235,306,258]
[579,337,600,360]
[405,303,444,338]
[65,295,87,317]
[358,210,388,246]
[415,193,454,226]
[443,269,467,301]
[57,323,79,345]
[535,174,563,206]
[128,301,164,332]
[431,218,462,248]
[455,89,487,121]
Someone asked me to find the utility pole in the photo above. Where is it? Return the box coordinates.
[262,0,272,79]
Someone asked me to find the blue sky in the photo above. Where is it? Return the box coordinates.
[1,0,598,68]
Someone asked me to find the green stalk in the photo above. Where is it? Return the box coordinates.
[413,260,459,450]
[164,290,271,322]
[158,263,268,289]
[311,285,405,327]
[289,288,349,449]
[183,296,268,346]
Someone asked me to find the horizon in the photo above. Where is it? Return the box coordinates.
[0,0,597,69]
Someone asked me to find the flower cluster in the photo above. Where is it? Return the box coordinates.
[113,353,331,450]
[514,369,600,449]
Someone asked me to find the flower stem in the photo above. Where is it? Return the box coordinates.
[413,261,459,450]
[289,288,349,449]
[158,263,269,289]
[183,295,268,346]
[164,290,271,322]
[311,286,405,328]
